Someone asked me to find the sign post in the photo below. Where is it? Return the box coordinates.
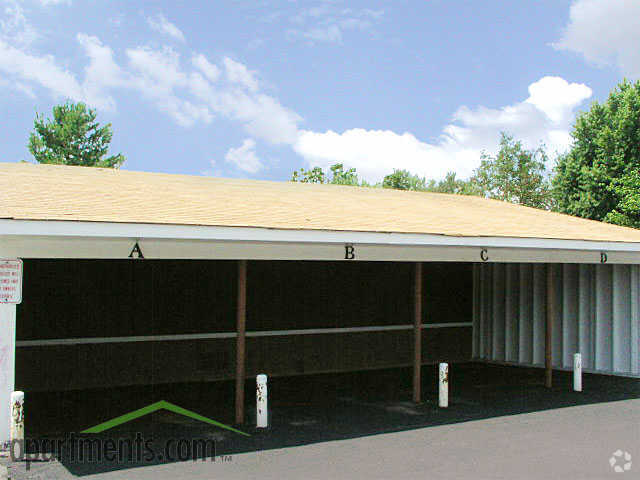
[0,259,21,444]
[0,260,22,305]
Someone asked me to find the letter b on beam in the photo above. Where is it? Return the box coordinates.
[345,244,355,260]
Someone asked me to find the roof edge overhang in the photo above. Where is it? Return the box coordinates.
[2,218,640,253]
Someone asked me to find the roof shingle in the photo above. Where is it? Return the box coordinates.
[2,162,640,243]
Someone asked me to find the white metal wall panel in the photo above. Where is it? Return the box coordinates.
[532,264,547,366]
[518,264,533,364]
[492,264,506,361]
[505,264,519,362]
[578,264,594,370]
[551,264,564,368]
[562,264,579,368]
[482,264,493,359]
[473,262,640,377]
[612,265,631,372]
[471,264,480,358]
[595,265,613,371]
[632,265,640,375]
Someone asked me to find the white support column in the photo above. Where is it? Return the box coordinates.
[0,303,16,444]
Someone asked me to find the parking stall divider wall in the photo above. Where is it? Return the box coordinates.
[473,263,640,379]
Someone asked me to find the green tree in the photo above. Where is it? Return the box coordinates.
[329,163,359,185]
[291,163,361,185]
[28,102,125,168]
[427,171,481,195]
[470,132,551,209]
[291,166,326,183]
[382,169,479,194]
[382,169,428,191]
[553,80,640,224]
[604,170,640,228]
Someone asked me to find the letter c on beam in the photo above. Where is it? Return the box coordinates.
[480,249,489,262]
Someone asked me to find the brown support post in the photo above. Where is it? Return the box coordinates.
[413,262,423,403]
[235,260,247,424]
[545,263,554,389]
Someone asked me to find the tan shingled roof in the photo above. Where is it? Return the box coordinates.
[1,162,640,243]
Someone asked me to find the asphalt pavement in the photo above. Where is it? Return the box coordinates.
[2,364,639,479]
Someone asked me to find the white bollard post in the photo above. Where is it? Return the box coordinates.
[439,363,448,408]
[10,391,24,443]
[573,353,582,392]
[256,374,268,428]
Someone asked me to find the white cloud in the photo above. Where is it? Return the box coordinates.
[300,25,342,43]
[0,76,35,98]
[146,13,185,42]
[77,33,124,110]
[0,26,588,181]
[1,0,38,46]
[294,128,464,181]
[38,0,71,5]
[14,81,35,98]
[76,40,300,137]
[0,39,84,100]
[0,7,299,161]
[0,32,130,110]
[287,5,384,45]
[555,0,640,78]
[84,42,299,138]
[294,76,592,181]
[127,45,187,90]
[363,9,384,20]
[213,90,302,144]
[126,45,212,126]
[192,53,220,82]
[0,5,591,183]
[188,57,301,143]
[223,57,259,92]
[225,138,262,173]
[524,76,592,123]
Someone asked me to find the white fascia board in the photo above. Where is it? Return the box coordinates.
[1,218,640,252]
[3,236,639,262]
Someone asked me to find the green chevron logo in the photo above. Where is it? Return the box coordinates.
[81,400,249,437]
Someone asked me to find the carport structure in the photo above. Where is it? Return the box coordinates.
[1,162,640,441]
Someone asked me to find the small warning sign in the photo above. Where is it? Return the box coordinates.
[0,259,22,304]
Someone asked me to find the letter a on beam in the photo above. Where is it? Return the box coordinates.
[129,242,144,259]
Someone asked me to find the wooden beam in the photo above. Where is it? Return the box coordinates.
[235,259,247,424]
[413,262,423,403]
[545,263,555,388]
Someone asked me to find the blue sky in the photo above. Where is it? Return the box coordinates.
[0,0,633,183]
